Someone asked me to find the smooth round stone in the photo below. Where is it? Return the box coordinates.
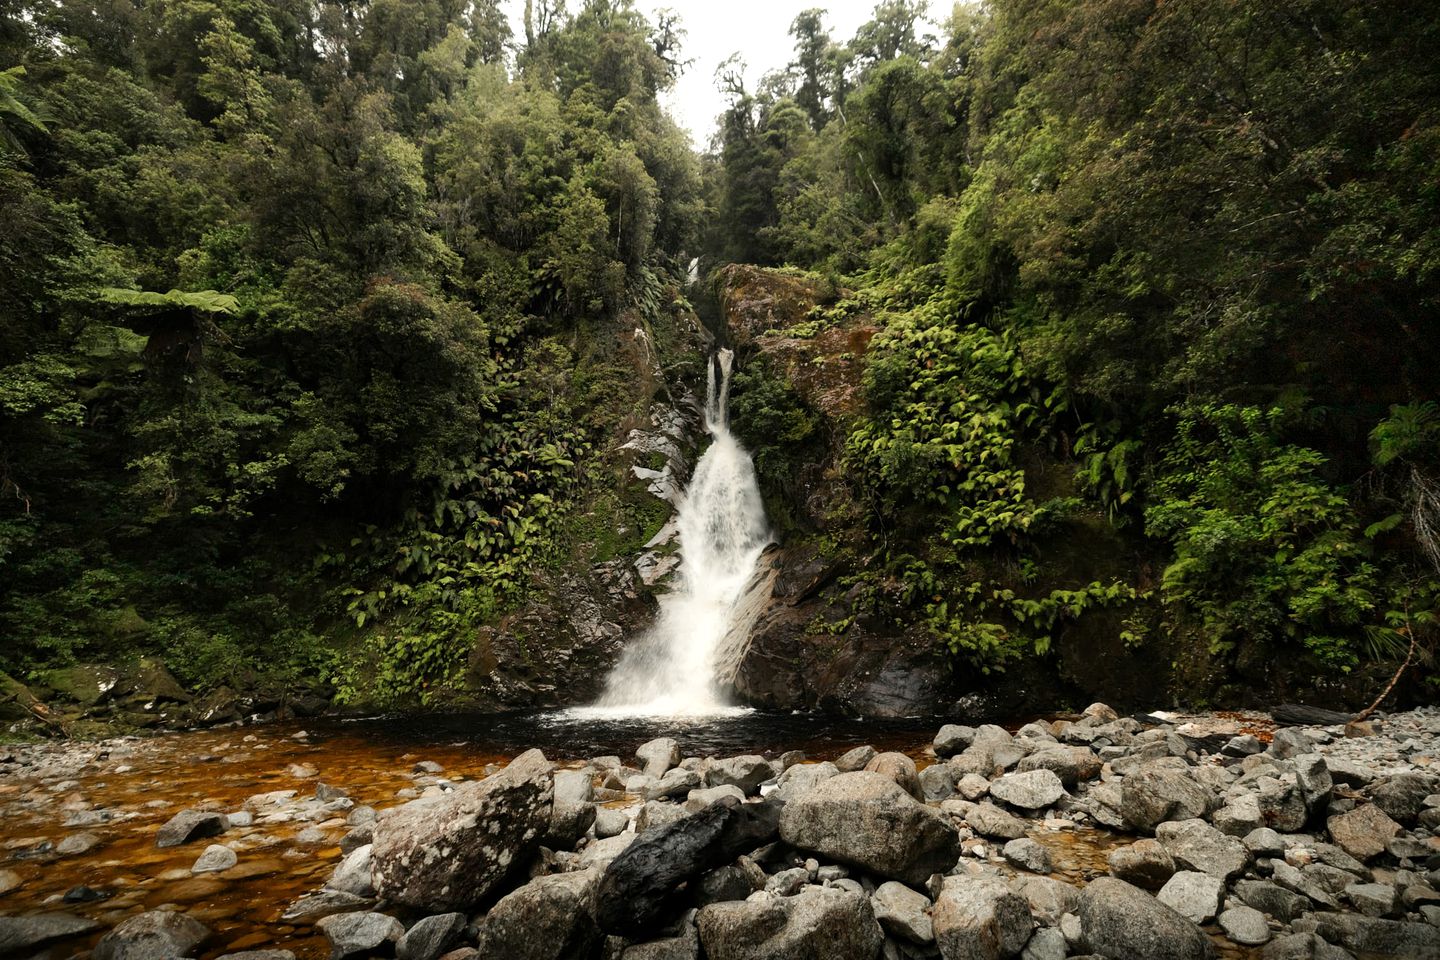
[1218,905,1271,945]
[193,844,238,874]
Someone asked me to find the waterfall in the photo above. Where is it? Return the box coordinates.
[584,348,771,716]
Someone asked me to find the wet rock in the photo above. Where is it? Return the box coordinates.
[62,885,110,903]
[1120,763,1214,833]
[697,887,883,960]
[835,745,877,773]
[1218,905,1271,946]
[1078,878,1215,960]
[479,871,603,959]
[316,783,349,802]
[326,844,375,897]
[936,725,977,758]
[964,802,1028,841]
[0,913,103,955]
[281,889,376,923]
[931,874,1032,960]
[316,912,404,960]
[637,738,681,778]
[156,810,227,847]
[1327,804,1401,861]
[372,748,552,912]
[550,769,597,845]
[1107,839,1176,890]
[0,867,21,896]
[1155,819,1250,881]
[192,843,238,874]
[595,795,783,937]
[707,756,773,794]
[1157,871,1225,923]
[93,911,210,960]
[287,763,319,778]
[989,770,1066,811]
[873,880,934,944]
[1003,838,1053,874]
[779,771,960,885]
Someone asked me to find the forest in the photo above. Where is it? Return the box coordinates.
[2,0,1439,716]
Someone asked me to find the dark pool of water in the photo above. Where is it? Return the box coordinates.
[320,708,979,762]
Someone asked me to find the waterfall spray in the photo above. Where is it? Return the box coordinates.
[583,348,771,716]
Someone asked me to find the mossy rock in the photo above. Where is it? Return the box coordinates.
[0,671,42,722]
[38,664,122,706]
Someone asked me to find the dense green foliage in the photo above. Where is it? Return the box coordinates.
[0,0,701,702]
[711,1,1440,697]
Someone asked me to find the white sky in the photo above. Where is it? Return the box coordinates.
[500,1,892,146]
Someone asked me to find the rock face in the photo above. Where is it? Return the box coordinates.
[93,911,210,960]
[1077,878,1215,960]
[478,870,603,960]
[371,748,553,911]
[931,875,1032,960]
[696,887,884,960]
[595,796,783,937]
[778,771,959,885]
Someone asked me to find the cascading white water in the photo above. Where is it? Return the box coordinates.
[581,348,771,716]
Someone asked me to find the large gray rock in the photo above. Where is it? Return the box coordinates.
[326,844,375,898]
[595,795,783,937]
[931,875,1032,960]
[94,911,211,960]
[1218,905,1271,946]
[936,725,978,758]
[775,762,839,800]
[191,843,238,874]
[1012,876,1079,927]
[779,771,959,885]
[479,870,603,960]
[280,890,375,924]
[989,770,1066,811]
[865,752,924,801]
[550,769,597,845]
[1077,878,1215,960]
[835,745,878,772]
[316,912,405,960]
[1120,764,1213,833]
[707,756,773,794]
[921,763,958,802]
[1327,803,1401,862]
[1299,911,1440,956]
[1157,871,1225,923]
[964,802,1028,841]
[645,768,703,801]
[1234,880,1310,923]
[636,738,681,778]
[1107,839,1176,890]
[1016,748,1101,788]
[372,748,552,911]
[0,914,103,956]
[873,880,934,944]
[1260,933,1353,959]
[396,913,466,960]
[1155,819,1249,881]
[1367,772,1437,826]
[697,887,883,960]
[1003,838,1052,874]
[156,810,227,847]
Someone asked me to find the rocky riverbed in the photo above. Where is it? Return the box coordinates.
[2,707,1440,959]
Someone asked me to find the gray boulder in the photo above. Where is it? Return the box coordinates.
[779,771,960,885]
[964,802,1028,841]
[316,912,404,960]
[1077,878,1215,960]
[479,870,603,960]
[1003,838,1053,874]
[1235,879,1310,923]
[325,843,375,898]
[865,752,924,801]
[1260,933,1354,959]
[696,887,884,960]
[646,768,703,801]
[1119,763,1213,833]
[1107,839,1176,890]
[1218,905,1270,946]
[835,745,878,772]
[1155,819,1249,881]
[156,810,227,848]
[1157,871,1225,923]
[1327,803,1401,862]
[550,769,597,845]
[936,725,978,758]
[873,880,935,944]
[1299,911,1440,956]
[94,912,211,960]
[931,875,1032,960]
[191,843,237,874]
[1016,748,1101,788]
[636,738,681,778]
[396,913,466,960]
[920,763,958,802]
[0,914,103,956]
[372,748,552,911]
[280,890,375,924]
[1367,772,1437,826]
[707,756,773,793]
[989,770,1066,811]
[775,762,839,800]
